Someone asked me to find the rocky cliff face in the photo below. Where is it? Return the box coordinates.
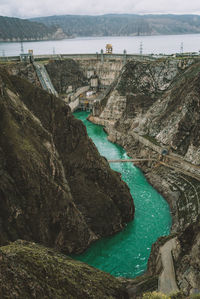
[90,58,200,227]
[92,58,194,126]
[119,61,200,161]
[0,68,134,254]
[7,62,41,87]
[103,59,200,233]
[0,240,128,299]
[89,57,200,295]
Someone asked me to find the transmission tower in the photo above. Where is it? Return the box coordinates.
[140,42,143,55]
[20,41,24,54]
[2,49,5,57]
[180,42,183,55]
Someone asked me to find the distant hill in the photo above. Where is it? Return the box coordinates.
[2,14,200,42]
[0,16,67,42]
[30,14,200,37]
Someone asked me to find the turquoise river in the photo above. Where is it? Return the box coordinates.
[73,111,171,278]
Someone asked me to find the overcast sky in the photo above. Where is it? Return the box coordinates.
[1,0,200,19]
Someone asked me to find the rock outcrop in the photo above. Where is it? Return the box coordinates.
[0,240,128,299]
[7,62,41,87]
[0,68,134,254]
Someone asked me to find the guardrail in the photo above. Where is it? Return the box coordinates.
[0,53,157,62]
[1,52,200,63]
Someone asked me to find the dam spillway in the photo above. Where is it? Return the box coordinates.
[72,111,171,278]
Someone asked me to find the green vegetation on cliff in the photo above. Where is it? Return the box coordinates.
[0,240,128,298]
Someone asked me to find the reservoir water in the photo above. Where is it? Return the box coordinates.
[1,33,200,56]
[73,111,171,278]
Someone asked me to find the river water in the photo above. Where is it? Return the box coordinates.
[1,33,200,56]
[73,111,171,278]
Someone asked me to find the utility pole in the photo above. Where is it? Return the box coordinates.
[53,47,55,55]
[2,49,5,57]
[140,42,143,55]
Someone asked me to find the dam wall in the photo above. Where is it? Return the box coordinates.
[0,53,138,88]
[78,59,124,87]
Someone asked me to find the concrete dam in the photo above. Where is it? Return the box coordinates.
[33,54,126,112]
[2,51,157,112]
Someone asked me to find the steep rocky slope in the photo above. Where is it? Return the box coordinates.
[89,57,200,295]
[0,68,134,254]
[6,62,41,87]
[90,58,200,225]
[92,58,194,124]
[116,60,200,161]
[99,59,200,231]
[45,59,88,94]
[0,240,128,298]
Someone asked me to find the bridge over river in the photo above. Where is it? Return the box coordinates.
[108,152,200,183]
